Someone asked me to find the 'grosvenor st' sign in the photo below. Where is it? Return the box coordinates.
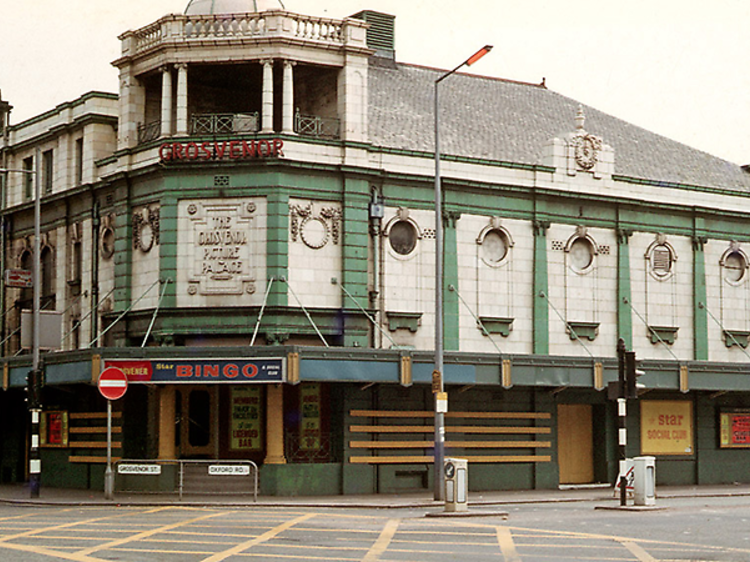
[159,139,284,162]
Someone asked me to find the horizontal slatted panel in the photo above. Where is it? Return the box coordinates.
[350,440,550,449]
[348,409,552,464]
[349,455,552,464]
[350,425,550,434]
[350,410,550,420]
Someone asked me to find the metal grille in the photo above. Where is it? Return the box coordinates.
[137,120,161,144]
[295,110,340,139]
[190,113,260,135]
[214,175,230,187]
[652,247,672,273]
[285,432,336,463]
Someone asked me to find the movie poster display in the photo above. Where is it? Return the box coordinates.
[719,411,750,448]
[40,411,69,447]
[230,386,262,451]
[300,383,321,451]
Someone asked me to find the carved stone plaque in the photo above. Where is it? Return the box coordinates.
[186,200,259,295]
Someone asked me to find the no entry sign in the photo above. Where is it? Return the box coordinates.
[98,367,128,401]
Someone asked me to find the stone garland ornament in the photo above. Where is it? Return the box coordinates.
[573,134,603,170]
[290,203,342,250]
[99,214,116,260]
[133,207,160,253]
[571,105,603,171]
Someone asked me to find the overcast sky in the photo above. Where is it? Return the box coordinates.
[1,0,748,165]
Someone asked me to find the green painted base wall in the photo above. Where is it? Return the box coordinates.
[261,463,343,496]
[40,449,91,489]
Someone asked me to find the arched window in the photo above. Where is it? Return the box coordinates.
[41,246,55,298]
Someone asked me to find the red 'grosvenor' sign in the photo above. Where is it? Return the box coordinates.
[159,139,284,162]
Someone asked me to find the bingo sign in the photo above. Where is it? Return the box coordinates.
[103,358,285,384]
[640,400,694,456]
[719,411,750,448]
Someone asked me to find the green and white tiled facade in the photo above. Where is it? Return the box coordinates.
[1,0,750,494]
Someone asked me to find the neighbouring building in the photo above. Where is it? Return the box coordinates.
[1,0,750,496]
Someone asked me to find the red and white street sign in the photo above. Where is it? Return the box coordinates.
[98,367,128,401]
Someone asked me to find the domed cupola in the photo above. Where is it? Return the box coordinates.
[185,0,285,15]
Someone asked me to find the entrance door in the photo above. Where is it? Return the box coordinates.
[557,404,594,484]
[178,387,218,458]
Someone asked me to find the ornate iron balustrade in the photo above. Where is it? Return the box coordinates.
[190,113,260,135]
[137,120,161,144]
[295,110,340,139]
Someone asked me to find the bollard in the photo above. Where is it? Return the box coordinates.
[633,456,656,506]
[444,458,468,512]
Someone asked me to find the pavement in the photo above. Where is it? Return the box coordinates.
[1,482,749,509]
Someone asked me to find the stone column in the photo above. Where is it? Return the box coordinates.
[175,64,189,136]
[161,66,173,138]
[261,60,275,133]
[264,384,286,464]
[158,385,176,459]
[282,60,296,134]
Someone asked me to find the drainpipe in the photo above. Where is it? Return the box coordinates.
[91,198,100,344]
[369,191,384,349]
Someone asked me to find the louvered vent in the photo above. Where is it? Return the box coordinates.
[351,10,395,59]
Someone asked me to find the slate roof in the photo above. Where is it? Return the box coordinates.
[368,62,750,192]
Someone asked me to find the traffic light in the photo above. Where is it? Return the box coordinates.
[625,351,645,399]
[25,369,43,408]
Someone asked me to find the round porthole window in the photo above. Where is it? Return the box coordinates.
[482,229,509,264]
[569,237,594,272]
[724,251,747,283]
[389,220,417,255]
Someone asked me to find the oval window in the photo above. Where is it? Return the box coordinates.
[389,220,417,255]
[482,229,509,264]
[724,251,747,283]
[569,238,594,271]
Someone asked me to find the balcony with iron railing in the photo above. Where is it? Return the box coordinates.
[137,120,161,145]
[295,109,340,140]
[137,111,340,144]
[191,113,260,135]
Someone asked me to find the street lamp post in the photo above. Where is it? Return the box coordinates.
[0,149,42,498]
[433,45,492,501]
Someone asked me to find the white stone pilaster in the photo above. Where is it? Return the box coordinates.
[282,60,296,134]
[261,60,274,133]
[117,68,145,151]
[176,64,188,136]
[337,54,368,142]
[161,66,173,138]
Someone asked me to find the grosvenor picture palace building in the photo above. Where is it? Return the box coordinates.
[1,0,750,495]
